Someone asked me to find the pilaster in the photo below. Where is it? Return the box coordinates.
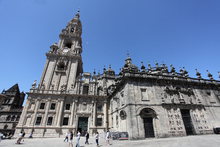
[42,98,51,126]
[56,99,64,127]
[69,100,76,126]
[30,98,40,126]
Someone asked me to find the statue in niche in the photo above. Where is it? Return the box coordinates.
[82,103,87,111]
[71,84,74,89]
[171,96,175,103]
[189,97,193,104]
[32,80,37,89]
[61,84,67,92]
[41,83,45,90]
[51,84,54,90]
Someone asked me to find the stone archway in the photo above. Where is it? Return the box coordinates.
[140,108,156,138]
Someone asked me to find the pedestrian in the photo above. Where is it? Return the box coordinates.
[75,131,80,147]
[29,132,33,138]
[22,131,25,143]
[95,132,99,146]
[0,133,3,142]
[64,131,69,142]
[85,131,89,144]
[68,131,73,147]
[16,131,23,144]
[106,130,110,145]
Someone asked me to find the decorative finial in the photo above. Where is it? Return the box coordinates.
[126,50,130,58]
[93,69,96,75]
[141,61,146,71]
[218,72,220,79]
[32,80,37,89]
[148,63,151,69]
[195,69,201,79]
[170,64,176,74]
[207,70,214,80]
[103,65,106,71]
[75,9,80,18]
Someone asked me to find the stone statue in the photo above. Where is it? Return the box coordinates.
[32,80,37,89]
[41,83,45,90]
[207,70,214,80]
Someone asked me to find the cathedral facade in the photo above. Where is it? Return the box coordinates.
[16,12,220,139]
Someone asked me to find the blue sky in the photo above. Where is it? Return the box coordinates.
[0,0,219,93]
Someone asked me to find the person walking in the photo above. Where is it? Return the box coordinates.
[0,133,3,142]
[16,131,23,144]
[21,131,25,143]
[106,130,110,145]
[95,132,99,146]
[75,131,80,147]
[85,131,89,144]
[64,131,69,142]
[68,131,73,147]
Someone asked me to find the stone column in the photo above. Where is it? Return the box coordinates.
[42,99,51,126]
[103,100,107,129]
[30,98,40,126]
[17,98,31,127]
[72,99,78,128]
[69,100,75,126]
[92,100,97,127]
[53,100,60,125]
[56,99,64,127]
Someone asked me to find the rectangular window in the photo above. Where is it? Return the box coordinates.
[83,85,89,95]
[39,103,45,109]
[63,117,69,125]
[141,88,149,101]
[96,118,102,126]
[97,104,103,112]
[35,117,42,125]
[65,104,70,110]
[47,117,53,125]
[50,103,56,110]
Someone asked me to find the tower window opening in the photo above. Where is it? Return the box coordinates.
[65,43,72,48]
[57,62,65,70]
[83,85,89,95]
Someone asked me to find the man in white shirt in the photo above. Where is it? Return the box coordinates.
[75,131,80,147]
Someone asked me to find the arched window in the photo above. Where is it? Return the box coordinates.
[57,62,65,70]
[6,115,11,121]
[120,110,127,120]
[65,43,72,48]
[11,115,16,121]
[4,124,8,129]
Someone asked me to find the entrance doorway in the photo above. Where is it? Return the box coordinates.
[140,108,156,138]
[78,117,88,136]
[181,109,194,135]
[143,117,155,138]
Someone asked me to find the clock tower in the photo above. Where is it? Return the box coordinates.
[39,11,83,92]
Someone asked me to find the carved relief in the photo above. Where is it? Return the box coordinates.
[167,108,184,136]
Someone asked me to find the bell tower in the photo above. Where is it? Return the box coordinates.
[39,11,83,92]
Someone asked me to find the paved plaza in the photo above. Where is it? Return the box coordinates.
[0,134,220,147]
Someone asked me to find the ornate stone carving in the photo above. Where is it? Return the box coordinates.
[32,80,37,89]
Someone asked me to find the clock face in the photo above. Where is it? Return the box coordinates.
[63,48,69,53]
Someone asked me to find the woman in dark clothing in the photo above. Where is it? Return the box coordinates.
[85,131,89,144]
